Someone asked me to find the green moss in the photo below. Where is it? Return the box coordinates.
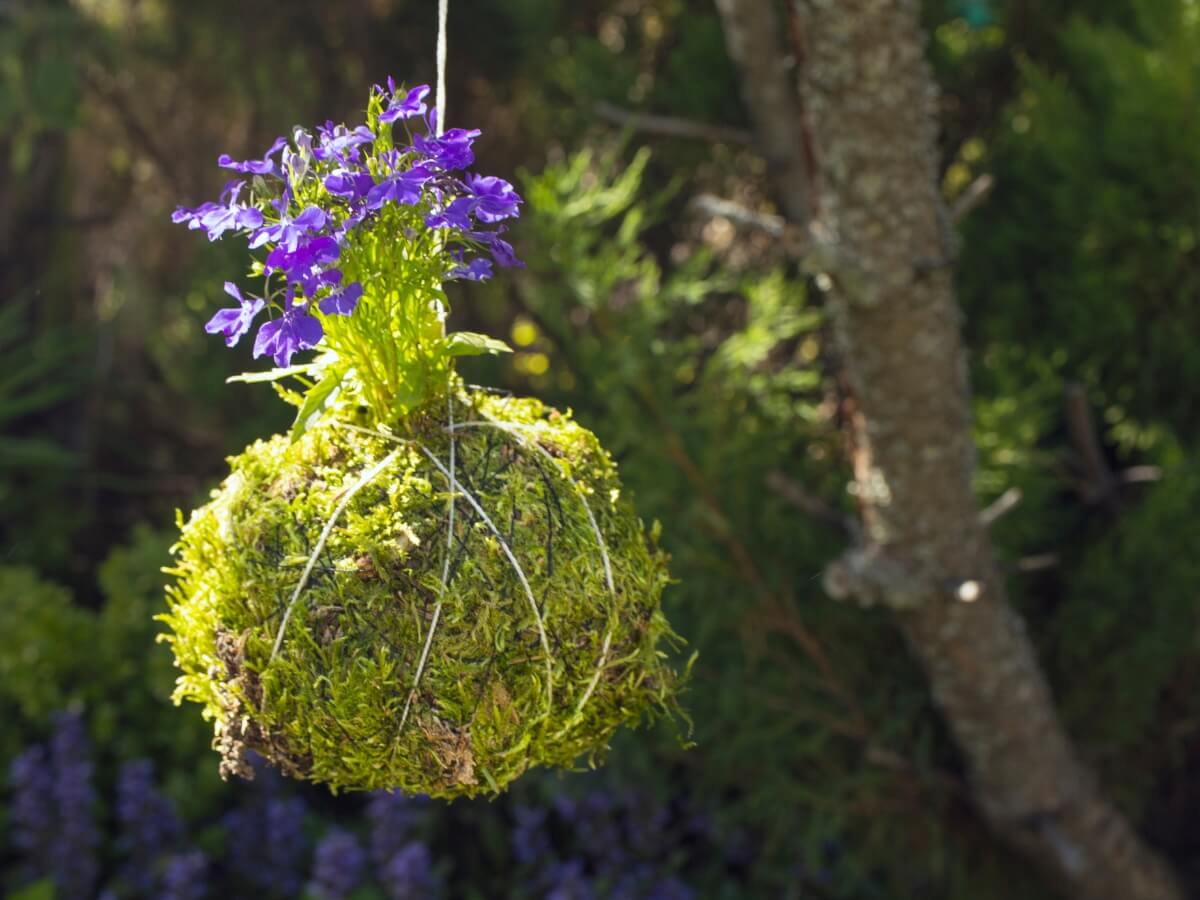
[161,389,687,798]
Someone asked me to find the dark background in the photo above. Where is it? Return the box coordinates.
[3,0,1200,897]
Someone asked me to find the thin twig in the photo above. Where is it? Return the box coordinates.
[1064,382,1117,504]
[979,486,1022,527]
[687,193,841,269]
[593,100,754,145]
[1015,553,1059,574]
[766,470,858,537]
[951,173,995,224]
[690,193,785,237]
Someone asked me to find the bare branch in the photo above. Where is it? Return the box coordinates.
[1064,382,1118,503]
[690,193,785,237]
[979,486,1022,527]
[766,470,859,537]
[1015,553,1059,574]
[1121,465,1163,485]
[714,0,812,221]
[951,173,996,224]
[592,101,753,146]
[688,192,848,274]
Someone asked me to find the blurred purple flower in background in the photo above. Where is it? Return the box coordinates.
[48,711,100,900]
[116,758,184,895]
[8,744,55,874]
[224,788,310,897]
[160,850,210,900]
[544,860,595,900]
[379,841,440,900]
[310,828,367,900]
[511,802,552,866]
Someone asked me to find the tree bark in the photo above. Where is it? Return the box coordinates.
[716,1,1184,897]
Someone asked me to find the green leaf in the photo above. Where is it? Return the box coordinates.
[444,332,512,357]
[227,363,316,384]
[0,435,76,469]
[290,366,347,442]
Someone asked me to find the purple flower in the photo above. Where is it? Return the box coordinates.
[310,829,367,900]
[320,281,364,316]
[174,181,265,241]
[201,203,266,241]
[511,804,551,866]
[49,712,99,900]
[473,229,523,268]
[366,164,436,211]
[254,303,324,367]
[448,257,492,282]
[467,174,522,222]
[544,860,595,900]
[379,842,439,900]
[219,136,288,176]
[325,169,375,200]
[267,235,341,278]
[250,205,328,252]
[224,793,309,896]
[426,196,476,231]
[205,282,266,347]
[9,744,54,860]
[116,759,184,895]
[160,850,209,900]
[367,791,426,869]
[413,128,481,171]
[315,124,374,161]
[380,84,430,124]
[265,235,343,299]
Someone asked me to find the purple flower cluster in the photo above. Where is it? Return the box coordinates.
[7,713,100,900]
[378,840,440,900]
[173,79,523,368]
[116,759,185,894]
[224,792,310,897]
[8,744,56,871]
[310,828,367,900]
[160,850,210,900]
[49,712,100,900]
[365,790,440,898]
[366,789,427,867]
[514,785,704,900]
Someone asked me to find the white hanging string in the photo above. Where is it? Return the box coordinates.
[398,0,453,734]
[435,0,448,137]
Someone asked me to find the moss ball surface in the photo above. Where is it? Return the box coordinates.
[161,391,685,798]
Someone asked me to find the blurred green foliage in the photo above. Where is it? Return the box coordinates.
[0,530,220,817]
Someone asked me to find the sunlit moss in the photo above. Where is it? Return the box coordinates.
[160,389,688,797]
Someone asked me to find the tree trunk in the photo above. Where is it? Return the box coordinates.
[715,1,1184,897]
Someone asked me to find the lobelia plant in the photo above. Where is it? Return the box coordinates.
[160,79,689,798]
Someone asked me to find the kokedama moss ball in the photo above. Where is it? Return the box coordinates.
[161,390,686,798]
